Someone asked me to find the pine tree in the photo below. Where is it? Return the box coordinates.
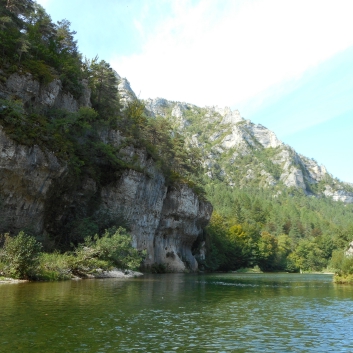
[233,200,244,224]
[88,59,120,120]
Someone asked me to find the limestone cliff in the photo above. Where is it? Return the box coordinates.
[143,98,353,203]
[0,73,212,272]
[0,71,91,112]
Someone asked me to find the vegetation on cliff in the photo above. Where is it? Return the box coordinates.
[1,0,352,280]
[147,102,353,275]
[0,0,206,278]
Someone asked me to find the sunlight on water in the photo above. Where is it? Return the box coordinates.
[0,273,352,352]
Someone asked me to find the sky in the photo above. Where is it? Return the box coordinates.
[37,0,353,183]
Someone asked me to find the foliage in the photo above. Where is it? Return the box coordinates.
[148,263,170,274]
[204,212,244,271]
[85,58,120,121]
[0,227,144,281]
[331,250,353,284]
[0,231,42,279]
[0,1,83,95]
[0,99,128,181]
[201,180,353,272]
[36,251,72,281]
[66,227,144,277]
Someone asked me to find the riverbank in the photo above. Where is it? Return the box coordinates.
[0,269,144,284]
[78,269,143,279]
[0,276,28,283]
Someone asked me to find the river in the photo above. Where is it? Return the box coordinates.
[1,273,352,352]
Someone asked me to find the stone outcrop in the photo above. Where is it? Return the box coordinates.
[324,186,353,203]
[0,73,212,272]
[0,130,212,271]
[143,98,353,203]
[99,145,212,272]
[1,73,91,112]
[0,126,67,233]
[115,73,137,107]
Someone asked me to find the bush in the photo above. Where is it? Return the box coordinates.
[36,252,72,281]
[0,232,42,279]
[63,227,145,277]
[0,227,145,280]
[81,227,145,270]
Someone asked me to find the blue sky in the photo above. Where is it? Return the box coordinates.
[37,0,353,183]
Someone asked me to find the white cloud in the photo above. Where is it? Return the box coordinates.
[110,0,353,108]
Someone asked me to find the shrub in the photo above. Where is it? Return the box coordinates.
[82,227,145,270]
[36,252,72,281]
[66,227,145,276]
[23,60,55,84]
[0,232,42,279]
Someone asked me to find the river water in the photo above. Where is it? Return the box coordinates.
[1,273,352,352]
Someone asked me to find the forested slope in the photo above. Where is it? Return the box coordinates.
[0,0,211,277]
[141,97,353,273]
[1,0,352,278]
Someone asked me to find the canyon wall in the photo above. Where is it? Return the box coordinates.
[0,73,212,272]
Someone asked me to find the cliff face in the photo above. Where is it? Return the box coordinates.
[0,73,212,272]
[0,125,67,233]
[142,98,353,203]
[0,72,91,112]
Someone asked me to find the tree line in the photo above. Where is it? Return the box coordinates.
[196,180,353,273]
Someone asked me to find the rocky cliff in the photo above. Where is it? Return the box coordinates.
[141,97,353,203]
[0,73,212,272]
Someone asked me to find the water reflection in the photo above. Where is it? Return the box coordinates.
[1,273,352,352]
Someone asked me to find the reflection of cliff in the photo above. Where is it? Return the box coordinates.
[0,73,212,272]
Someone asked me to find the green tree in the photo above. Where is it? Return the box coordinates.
[232,200,244,224]
[0,231,42,279]
[257,231,278,271]
[291,239,327,271]
[87,59,120,119]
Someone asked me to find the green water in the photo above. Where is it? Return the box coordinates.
[1,273,352,352]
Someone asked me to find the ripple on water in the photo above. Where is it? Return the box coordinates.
[0,274,352,352]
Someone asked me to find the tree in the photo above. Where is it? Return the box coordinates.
[4,0,34,17]
[291,239,327,272]
[55,19,78,55]
[251,199,266,224]
[88,59,120,119]
[0,231,42,279]
[257,231,278,271]
[232,200,244,224]
[16,33,29,62]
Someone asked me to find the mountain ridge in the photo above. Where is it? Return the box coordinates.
[117,78,352,203]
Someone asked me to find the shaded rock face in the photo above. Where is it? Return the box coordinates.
[0,73,212,271]
[0,126,67,233]
[154,185,212,271]
[99,148,212,272]
[0,133,211,272]
[2,73,91,112]
[0,115,211,272]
